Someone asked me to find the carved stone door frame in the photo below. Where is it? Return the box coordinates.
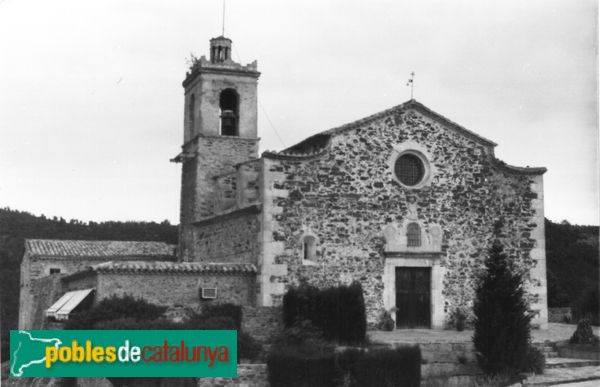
[383,252,445,329]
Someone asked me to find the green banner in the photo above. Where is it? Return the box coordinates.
[10,330,237,377]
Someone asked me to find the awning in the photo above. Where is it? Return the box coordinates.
[46,289,95,321]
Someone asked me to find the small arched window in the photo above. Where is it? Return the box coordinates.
[302,235,317,261]
[219,89,239,136]
[188,94,195,134]
[407,223,421,247]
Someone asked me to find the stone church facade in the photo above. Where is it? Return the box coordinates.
[19,35,548,331]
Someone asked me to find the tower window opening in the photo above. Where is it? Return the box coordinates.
[302,235,317,261]
[220,89,239,136]
[407,222,421,247]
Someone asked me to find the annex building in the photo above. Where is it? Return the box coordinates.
[19,36,548,331]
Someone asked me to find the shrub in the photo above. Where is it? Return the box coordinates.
[201,303,243,330]
[194,316,237,330]
[282,282,366,344]
[89,315,236,330]
[65,295,166,329]
[523,346,545,374]
[276,319,328,347]
[569,318,600,345]
[340,346,421,387]
[267,346,339,387]
[473,240,532,375]
[267,345,421,387]
[238,332,262,361]
[377,309,396,331]
[455,309,467,332]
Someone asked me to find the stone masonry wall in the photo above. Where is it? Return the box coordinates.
[242,307,283,345]
[96,273,256,311]
[262,108,546,327]
[194,213,261,265]
[20,275,64,329]
[64,273,98,292]
[28,258,136,280]
[180,136,259,261]
[196,364,268,387]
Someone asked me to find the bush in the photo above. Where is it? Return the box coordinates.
[340,346,421,387]
[570,319,600,345]
[201,303,243,330]
[473,240,532,375]
[65,295,166,329]
[276,319,328,347]
[267,345,421,387]
[523,346,545,374]
[267,346,339,387]
[238,331,262,361]
[377,309,396,331]
[282,282,366,344]
[93,315,237,330]
[454,309,467,332]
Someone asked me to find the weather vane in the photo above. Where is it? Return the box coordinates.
[406,72,415,100]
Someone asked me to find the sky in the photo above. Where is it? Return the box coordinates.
[0,0,598,225]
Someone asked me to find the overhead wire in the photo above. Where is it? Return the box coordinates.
[232,46,287,149]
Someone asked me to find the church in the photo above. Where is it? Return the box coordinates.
[19,35,548,331]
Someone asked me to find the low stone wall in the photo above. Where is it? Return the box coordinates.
[197,364,268,387]
[242,307,282,344]
[548,307,573,323]
[557,342,600,360]
[384,342,482,379]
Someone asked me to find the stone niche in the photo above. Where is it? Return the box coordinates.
[382,221,446,329]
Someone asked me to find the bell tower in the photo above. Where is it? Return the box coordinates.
[174,36,261,261]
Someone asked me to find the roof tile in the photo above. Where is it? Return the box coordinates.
[89,261,257,275]
[26,239,176,259]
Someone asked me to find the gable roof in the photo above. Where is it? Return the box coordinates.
[262,99,546,174]
[263,99,498,160]
[25,239,176,260]
[61,261,257,281]
[322,99,498,146]
[91,261,257,274]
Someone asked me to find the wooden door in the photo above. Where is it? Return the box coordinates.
[395,267,431,328]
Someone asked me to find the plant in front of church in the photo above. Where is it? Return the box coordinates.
[472,240,541,378]
[454,308,467,332]
[65,295,166,329]
[282,282,367,345]
[569,318,600,345]
[376,307,396,331]
[267,345,421,387]
[65,296,263,363]
[200,302,243,330]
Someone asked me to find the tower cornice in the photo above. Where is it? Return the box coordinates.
[183,64,260,87]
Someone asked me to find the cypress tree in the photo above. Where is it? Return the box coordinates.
[473,240,532,375]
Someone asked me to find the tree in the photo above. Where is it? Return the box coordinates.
[473,240,532,375]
